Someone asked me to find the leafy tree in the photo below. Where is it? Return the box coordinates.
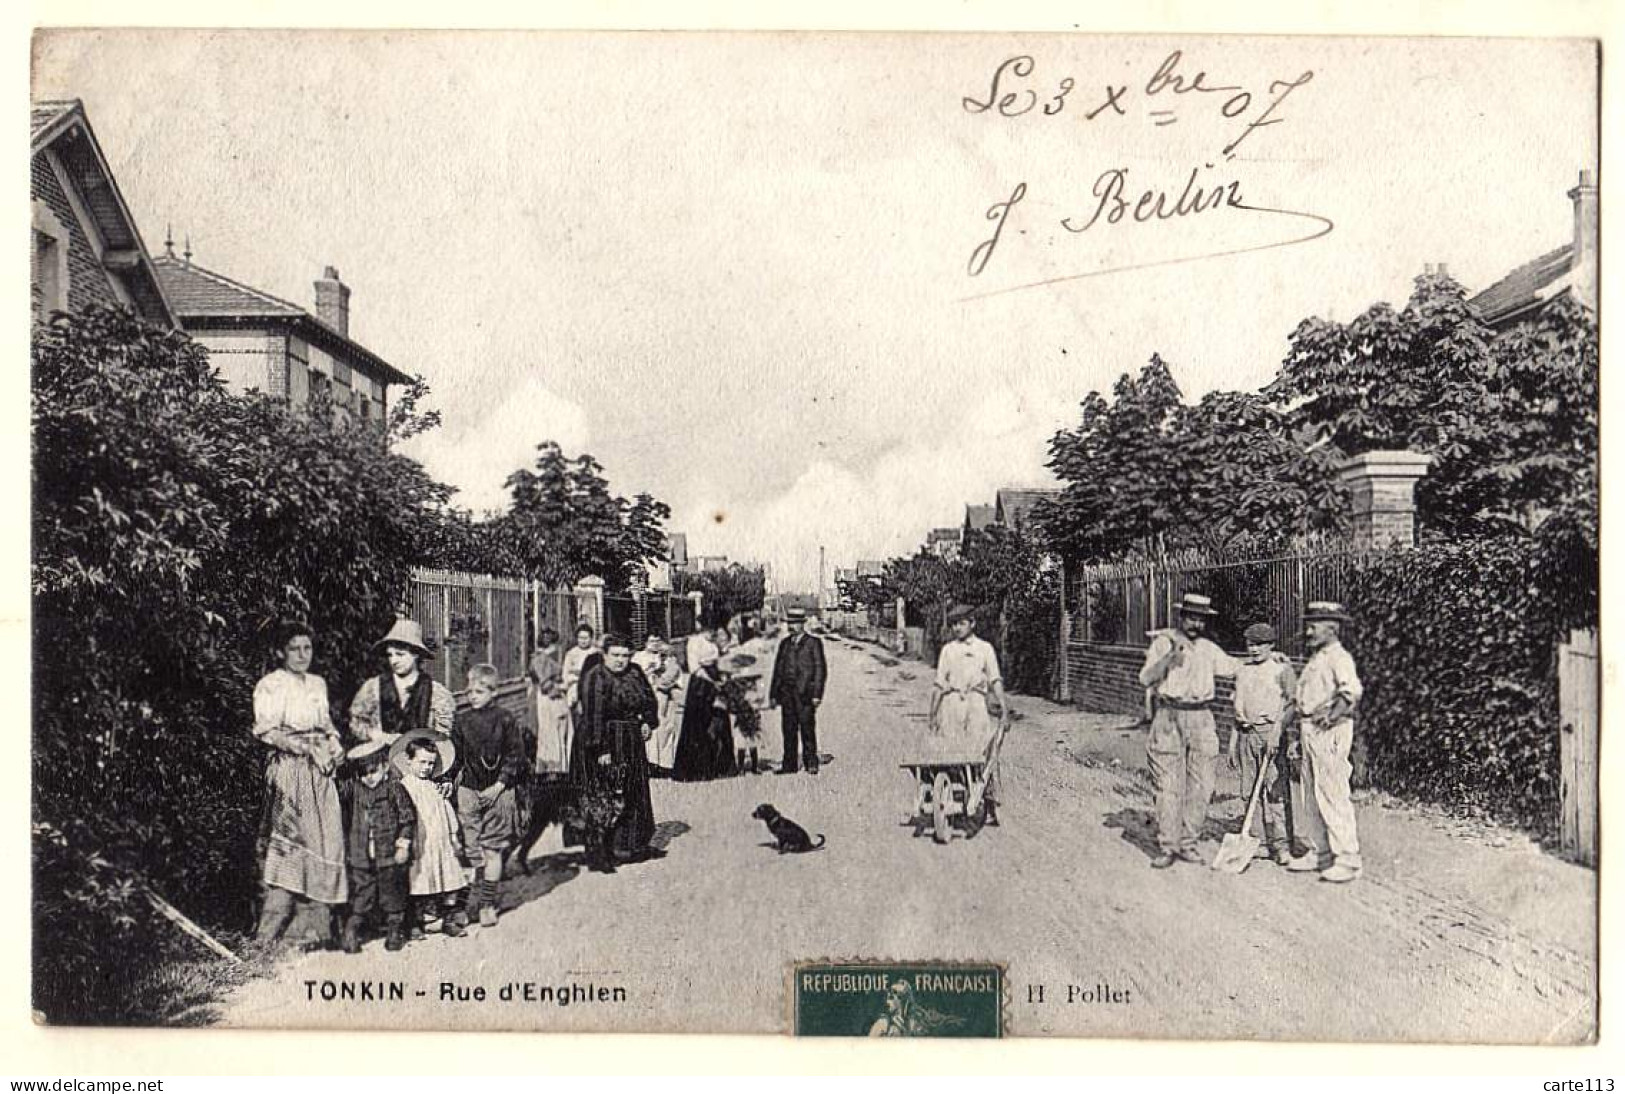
[1267,272,1597,540]
[498,443,671,592]
[673,563,766,628]
[1041,356,1341,563]
[32,306,465,1023]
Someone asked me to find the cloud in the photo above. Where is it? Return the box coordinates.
[399,376,591,516]
[671,379,1062,591]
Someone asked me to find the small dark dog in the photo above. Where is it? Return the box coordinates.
[752,804,826,854]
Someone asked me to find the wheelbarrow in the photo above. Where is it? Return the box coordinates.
[900,721,1009,844]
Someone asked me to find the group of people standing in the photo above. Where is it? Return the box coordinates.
[249,605,836,955]
[1138,593,1365,883]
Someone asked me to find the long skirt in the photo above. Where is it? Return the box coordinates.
[567,720,656,858]
[259,749,348,905]
[534,691,572,775]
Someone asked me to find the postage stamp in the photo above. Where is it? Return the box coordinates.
[793,963,1005,1038]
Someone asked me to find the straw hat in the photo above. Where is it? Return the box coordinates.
[389,729,456,778]
[372,618,433,659]
[1303,600,1352,625]
[1176,592,1219,617]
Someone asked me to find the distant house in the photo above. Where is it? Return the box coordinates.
[153,255,411,430]
[31,99,175,327]
[962,504,996,544]
[994,487,1061,539]
[925,527,961,561]
[1470,170,1598,330]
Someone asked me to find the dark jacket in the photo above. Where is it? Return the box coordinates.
[770,631,827,704]
[451,703,527,792]
[340,775,416,866]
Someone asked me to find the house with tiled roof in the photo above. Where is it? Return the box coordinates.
[994,486,1061,539]
[153,254,411,430]
[962,503,996,545]
[1470,170,1597,329]
[31,99,175,327]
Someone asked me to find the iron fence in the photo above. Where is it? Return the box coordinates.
[1069,543,1397,658]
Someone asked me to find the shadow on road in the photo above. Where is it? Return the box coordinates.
[1104,807,1160,859]
[649,819,692,851]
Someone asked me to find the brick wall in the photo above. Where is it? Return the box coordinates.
[1066,641,1293,746]
[32,153,122,316]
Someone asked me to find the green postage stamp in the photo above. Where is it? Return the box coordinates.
[793,963,1005,1038]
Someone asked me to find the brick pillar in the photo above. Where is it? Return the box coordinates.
[1337,451,1432,548]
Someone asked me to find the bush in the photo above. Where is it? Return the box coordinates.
[32,307,461,1023]
[1344,537,1585,837]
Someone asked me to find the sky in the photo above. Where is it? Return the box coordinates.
[31,29,1597,590]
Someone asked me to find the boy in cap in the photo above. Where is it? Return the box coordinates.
[1226,622,1297,865]
[1287,601,1365,883]
[338,739,415,952]
[1138,592,1239,868]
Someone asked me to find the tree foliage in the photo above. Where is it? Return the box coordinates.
[1267,273,1598,540]
[1041,355,1344,563]
[494,442,671,592]
[33,307,473,1021]
[673,563,766,628]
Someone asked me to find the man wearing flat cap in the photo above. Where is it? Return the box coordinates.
[1138,592,1239,868]
[1227,622,1297,864]
[769,607,827,775]
[1287,601,1364,883]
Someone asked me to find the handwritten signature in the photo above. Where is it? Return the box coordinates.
[962,167,1334,302]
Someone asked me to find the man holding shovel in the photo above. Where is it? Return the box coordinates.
[1225,623,1297,866]
[1138,593,1238,869]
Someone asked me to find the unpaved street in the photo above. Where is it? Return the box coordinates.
[224,637,1596,1041]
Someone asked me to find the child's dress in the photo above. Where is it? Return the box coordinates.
[398,771,472,896]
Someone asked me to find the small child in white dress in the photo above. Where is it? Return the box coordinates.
[393,732,473,938]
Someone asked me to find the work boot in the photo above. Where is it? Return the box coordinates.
[444,906,469,937]
[340,916,362,954]
[984,799,1000,827]
[384,916,406,952]
[1320,863,1362,884]
[1284,851,1323,873]
[1175,847,1204,865]
[1149,852,1177,869]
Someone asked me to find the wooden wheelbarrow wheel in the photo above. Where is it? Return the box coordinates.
[931,772,954,843]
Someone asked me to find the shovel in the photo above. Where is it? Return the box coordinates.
[1211,752,1271,874]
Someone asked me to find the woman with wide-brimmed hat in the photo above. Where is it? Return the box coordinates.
[566,633,661,871]
[252,620,348,947]
[348,618,456,743]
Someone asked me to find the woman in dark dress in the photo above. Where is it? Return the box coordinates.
[566,633,661,872]
[672,646,736,781]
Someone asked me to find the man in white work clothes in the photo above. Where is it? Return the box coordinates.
[1285,600,1365,883]
[1138,592,1239,868]
[929,604,1011,825]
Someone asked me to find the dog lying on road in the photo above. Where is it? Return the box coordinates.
[751,804,826,853]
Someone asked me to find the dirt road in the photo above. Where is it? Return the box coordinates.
[223,637,1596,1041]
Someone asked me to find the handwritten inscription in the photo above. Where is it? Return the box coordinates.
[959,47,1330,298]
[962,49,1314,158]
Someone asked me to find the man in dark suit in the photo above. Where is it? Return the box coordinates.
[769,608,828,775]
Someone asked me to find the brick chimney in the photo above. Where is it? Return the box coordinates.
[1338,450,1432,548]
[314,266,350,337]
[1568,169,1598,310]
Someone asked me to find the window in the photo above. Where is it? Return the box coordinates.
[32,201,68,321]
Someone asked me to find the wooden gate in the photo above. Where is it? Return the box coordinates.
[1558,628,1599,866]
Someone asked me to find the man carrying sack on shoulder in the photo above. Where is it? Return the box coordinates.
[1138,592,1239,869]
